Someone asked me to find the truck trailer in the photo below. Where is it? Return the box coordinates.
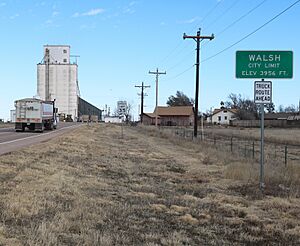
[15,98,57,132]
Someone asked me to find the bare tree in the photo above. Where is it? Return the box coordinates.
[284,105,297,113]
[277,104,297,113]
[225,93,258,120]
[113,107,119,116]
[124,103,132,123]
[277,105,285,112]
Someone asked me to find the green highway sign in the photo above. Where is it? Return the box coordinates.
[236,51,293,79]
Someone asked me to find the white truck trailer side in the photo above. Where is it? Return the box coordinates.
[10,110,16,123]
[15,98,57,132]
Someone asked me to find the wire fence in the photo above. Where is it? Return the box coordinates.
[159,127,300,166]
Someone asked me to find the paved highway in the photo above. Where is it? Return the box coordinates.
[0,122,81,155]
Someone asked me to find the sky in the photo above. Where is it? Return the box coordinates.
[0,0,299,120]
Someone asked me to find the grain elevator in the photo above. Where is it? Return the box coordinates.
[37,45,79,121]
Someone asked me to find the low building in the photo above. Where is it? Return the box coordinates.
[230,112,300,128]
[143,113,160,125]
[207,108,238,125]
[265,112,294,120]
[78,97,102,122]
[143,106,194,126]
[104,116,123,124]
[265,112,300,127]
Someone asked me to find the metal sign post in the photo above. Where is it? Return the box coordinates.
[254,79,272,191]
[259,102,265,191]
[236,50,293,191]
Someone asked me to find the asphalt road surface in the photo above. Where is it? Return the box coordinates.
[0,122,81,155]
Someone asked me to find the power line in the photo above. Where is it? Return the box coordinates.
[158,1,222,66]
[217,0,268,37]
[158,41,186,66]
[190,0,222,31]
[159,0,292,81]
[166,39,206,72]
[204,0,240,31]
[166,48,195,71]
[201,0,300,64]
[165,0,268,75]
[163,64,194,82]
[161,0,298,83]
[200,0,268,48]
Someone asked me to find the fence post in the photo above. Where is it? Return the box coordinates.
[252,142,255,159]
[285,145,288,167]
[230,137,233,152]
[214,136,216,146]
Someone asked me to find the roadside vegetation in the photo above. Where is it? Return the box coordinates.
[203,126,300,145]
[0,124,299,245]
[0,123,14,128]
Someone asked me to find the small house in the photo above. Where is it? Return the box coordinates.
[208,108,238,125]
[142,113,160,125]
[143,106,194,126]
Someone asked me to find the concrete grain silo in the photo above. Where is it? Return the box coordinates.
[37,45,79,121]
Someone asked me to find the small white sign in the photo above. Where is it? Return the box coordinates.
[254,81,272,104]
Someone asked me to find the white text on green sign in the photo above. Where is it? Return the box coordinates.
[236,51,293,79]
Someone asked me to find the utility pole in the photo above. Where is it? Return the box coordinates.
[135,82,150,123]
[183,28,214,138]
[149,68,166,126]
[45,48,50,101]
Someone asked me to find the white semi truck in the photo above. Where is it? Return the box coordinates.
[14,98,57,132]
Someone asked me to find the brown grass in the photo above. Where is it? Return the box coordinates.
[204,126,300,145]
[0,123,14,128]
[0,123,299,245]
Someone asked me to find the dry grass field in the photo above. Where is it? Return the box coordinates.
[0,123,299,245]
[204,126,300,145]
[159,126,300,166]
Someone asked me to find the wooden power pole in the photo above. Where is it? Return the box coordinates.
[135,82,150,123]
[149,68,166,126]
[183,29,214,137]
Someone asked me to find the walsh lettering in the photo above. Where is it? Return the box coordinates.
[249,54,281,62]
